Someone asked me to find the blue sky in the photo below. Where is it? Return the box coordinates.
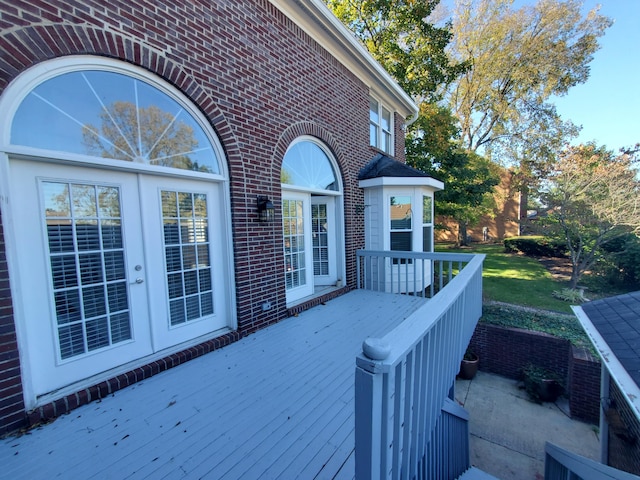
[552,1,640,153]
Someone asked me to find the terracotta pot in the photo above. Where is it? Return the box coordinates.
[458,354,479,380]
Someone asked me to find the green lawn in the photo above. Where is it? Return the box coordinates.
[437,243,574,313]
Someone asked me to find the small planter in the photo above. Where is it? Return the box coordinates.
[522,364,564,403]
[458,351,479,380]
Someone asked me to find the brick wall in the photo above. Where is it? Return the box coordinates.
[0,0,402,433]
[569,346,601,423]
[469,323,570,381]
[0,208,26,433]
[608,381,640,475]
[469,323,601,424]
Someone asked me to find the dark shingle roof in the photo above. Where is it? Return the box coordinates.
[581,291,640,386]
[358,153,430,180]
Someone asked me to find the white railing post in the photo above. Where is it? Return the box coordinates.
[356,338,391,480]
[354,251,485,480]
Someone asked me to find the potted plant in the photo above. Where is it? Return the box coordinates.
[458,349,479,380]
[522,364,564,403]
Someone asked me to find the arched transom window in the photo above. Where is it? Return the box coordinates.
[10,69,220,174]
[281,140,338,191]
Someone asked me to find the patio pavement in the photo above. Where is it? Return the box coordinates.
[456,370,601,480]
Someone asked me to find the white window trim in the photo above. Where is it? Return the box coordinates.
[370,95,394,155]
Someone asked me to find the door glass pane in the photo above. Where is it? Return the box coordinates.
[43,181,132,360]
[162,190,214,326]
[312,203,329,276]
[283,199,307,290]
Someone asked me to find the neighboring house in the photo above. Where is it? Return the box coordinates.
[573,291,640,476]
[0,0,444,433]
[435,167,524,243]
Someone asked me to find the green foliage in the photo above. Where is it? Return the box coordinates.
[522,363,564,403]
[596,233,640,289]
[405,103,459,169]
[416,149,500,245]
[503,236,566,257]
[481,303,592,351]
[325,0,467,100]
[447,0,611,154]
[539,143,640,288]
[325,0,500,246]
[552,288,588,304]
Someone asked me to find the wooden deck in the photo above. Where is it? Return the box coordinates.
[0,290,428,479]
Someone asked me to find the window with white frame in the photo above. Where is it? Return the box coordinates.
[422,195,433,252]
[369,96,393,154]
[390,195,412,251]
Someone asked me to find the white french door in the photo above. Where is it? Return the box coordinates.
[283,192,313,304]
[283,192,340,305]
[138,176,228,351]
[311,196,337,286]
[9,159,230,402]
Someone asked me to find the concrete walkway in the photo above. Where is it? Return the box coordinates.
[456,371,600,480]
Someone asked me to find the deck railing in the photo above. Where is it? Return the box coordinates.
[545,442,640,480]
[356,250,474,297]
[354,251,484,480]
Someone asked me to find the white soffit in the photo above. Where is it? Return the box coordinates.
[269,0,418,118]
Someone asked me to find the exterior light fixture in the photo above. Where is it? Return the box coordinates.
[257,196,275,223]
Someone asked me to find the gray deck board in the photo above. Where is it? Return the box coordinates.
[0,290,426,479]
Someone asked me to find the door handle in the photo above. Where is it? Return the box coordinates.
[131,277,144,285]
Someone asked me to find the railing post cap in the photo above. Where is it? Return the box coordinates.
[362,338,390,360]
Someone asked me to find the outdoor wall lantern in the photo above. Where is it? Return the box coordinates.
[257,196,275,223]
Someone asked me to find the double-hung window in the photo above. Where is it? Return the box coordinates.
[422,195,433,252]
[390,196,412,263]
[369,97,393,154]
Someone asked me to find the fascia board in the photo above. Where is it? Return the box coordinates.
[269,0,418,118]
[359,176,444,191]
[573,305,640,422]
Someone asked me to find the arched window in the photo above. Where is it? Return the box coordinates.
[281,140,338,191]
[9,67,221,174]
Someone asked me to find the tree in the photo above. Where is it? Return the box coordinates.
[539,144,640,288]
[324,0,467,100]
[326,1,501,246]
[434,151,500,245]
[82,101,211,172]
[404,102,500,245]
[448,0,611,154]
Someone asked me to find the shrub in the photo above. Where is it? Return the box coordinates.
[522,364,564,403]
[503,236,566,257]
[481,303,593,351]
[552,288,588,303]
[596,233,640,289]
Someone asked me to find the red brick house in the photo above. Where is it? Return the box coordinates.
[0,0,448,433]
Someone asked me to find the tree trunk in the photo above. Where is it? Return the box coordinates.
[458,221,469,246]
